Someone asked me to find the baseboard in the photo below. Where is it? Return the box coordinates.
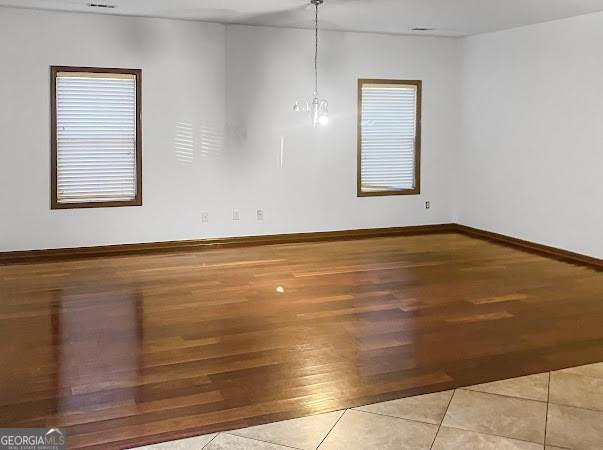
[0,223,456,264]
[3,223,600,269]
[455,224,602,270]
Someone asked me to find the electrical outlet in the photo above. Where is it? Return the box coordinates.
[425,201,431,210]
[257,209,264,221]
[201,212,209,223]
[232,210,240,221]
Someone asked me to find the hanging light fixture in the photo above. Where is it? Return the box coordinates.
[293,0,329,127]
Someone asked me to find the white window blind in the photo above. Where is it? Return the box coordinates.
[55,71,138,204]
[359,82,418,193]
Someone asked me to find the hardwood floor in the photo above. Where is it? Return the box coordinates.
[1,232,602,449]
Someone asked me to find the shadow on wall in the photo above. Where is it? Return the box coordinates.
[175,121,194,164]
[174,121,225,165]
[225,29,345,133]
[111,19,163,57]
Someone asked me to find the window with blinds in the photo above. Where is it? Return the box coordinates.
[357,79,421,196]
[51,66,142,209]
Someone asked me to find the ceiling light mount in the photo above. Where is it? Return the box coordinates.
[87,3,116,8]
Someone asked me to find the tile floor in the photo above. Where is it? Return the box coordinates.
[131,362,603,450]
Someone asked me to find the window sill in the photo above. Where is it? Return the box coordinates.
[357,189,420,197]
[51,198,142,209]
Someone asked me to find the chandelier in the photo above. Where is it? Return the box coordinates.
[293,0,329,127]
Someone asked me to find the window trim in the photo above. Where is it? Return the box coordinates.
[50,66,142,210]
[357,78,422,197]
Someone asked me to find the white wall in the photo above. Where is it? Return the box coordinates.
[458,12,603,259]
[223,25,460,237]
[0,7,226,251]
[0,7,461,251]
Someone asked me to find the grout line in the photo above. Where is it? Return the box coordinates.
[352,408,440,426]
[432,390,546,447]
[438,425,547,447]
[545,402,603,414]
[315,409,347,449]
[187,367,595,450]
[223,432,303,450]
[200,432,220,450]
[548,369,603,413]
[544,371,551,447]
[430,389,456,449]
[459,387,547,403]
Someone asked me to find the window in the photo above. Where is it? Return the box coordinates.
[51,66,142,209]
[357,79,421,196]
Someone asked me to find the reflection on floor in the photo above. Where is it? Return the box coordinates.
[131,362,603,450]
[2,233,603,448]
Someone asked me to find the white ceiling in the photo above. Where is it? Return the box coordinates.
[2,0,603,37]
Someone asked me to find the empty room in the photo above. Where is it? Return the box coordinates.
[1,0,602,449]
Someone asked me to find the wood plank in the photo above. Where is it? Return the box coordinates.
[0,233,602,449]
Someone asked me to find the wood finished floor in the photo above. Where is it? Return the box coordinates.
[1,233,602,449]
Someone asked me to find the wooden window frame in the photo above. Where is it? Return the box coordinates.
[357,78,422,197]
[50,66,142,210]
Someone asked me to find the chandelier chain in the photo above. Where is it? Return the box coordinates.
[292,0,328,126]
[314,0,318,95]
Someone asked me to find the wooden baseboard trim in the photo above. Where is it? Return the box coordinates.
[0,223,456,264]
[4,223,599,269]
[455,224,602,270]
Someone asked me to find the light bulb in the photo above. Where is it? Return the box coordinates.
[311,97,320,127]
[318,99,329,126]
